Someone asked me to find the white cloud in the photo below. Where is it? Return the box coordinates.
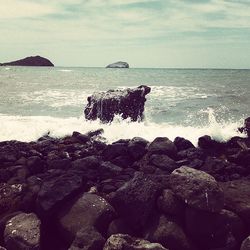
[0,0,57,19]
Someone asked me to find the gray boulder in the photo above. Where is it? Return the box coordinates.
[220,179,250,228]
[69,226,105,250]
[106,61,129,68]
[169,166,224,212]
[145,215,192,250]
[103,234,167,250]
[84,85,151,123]
[56,193,116,243]
[4,213,41,250]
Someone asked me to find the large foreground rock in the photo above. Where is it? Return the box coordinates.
[57,193,116,243]
[0,56,54,67]
[103,234,167,250]
[145,215,192,250]
[220,179,250,228]
[109,172,160,232]
[106,61,129,68]
[36,173,83,217]
[84,85,151,123]
[169,166,224,212]
[4,213,41,250]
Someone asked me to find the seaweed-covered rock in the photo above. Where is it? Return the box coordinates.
[84,85,150,123]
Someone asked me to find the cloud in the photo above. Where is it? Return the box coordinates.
[0,0,249,67]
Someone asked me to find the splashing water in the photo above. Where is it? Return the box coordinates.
[0,109,244,144]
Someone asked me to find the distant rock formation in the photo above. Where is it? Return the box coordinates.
[0,56,54,67]
[106,61,129,68]
[84,85,151,123]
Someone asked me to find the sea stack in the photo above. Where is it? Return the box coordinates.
[84,85,151,123]
[0,56,54,67]
[106,61,129,68]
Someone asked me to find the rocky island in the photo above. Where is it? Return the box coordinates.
[0,56,54,67]
[106,61,129,68]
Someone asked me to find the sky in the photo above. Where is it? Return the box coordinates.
[1,0,250,68]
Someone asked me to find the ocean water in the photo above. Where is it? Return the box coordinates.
[0,66,249,144]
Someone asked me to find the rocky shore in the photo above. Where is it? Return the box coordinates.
[0,129,250,250]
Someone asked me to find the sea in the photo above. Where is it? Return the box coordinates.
[0,66,249,145]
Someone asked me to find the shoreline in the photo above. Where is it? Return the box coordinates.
[0,130,250,249]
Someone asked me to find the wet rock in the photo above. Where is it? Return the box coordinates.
[145,215,192,250]
[103,234,168,250]
[36,172,83,218]
[149,154,178,173]
[220,179,250,228]
[157,189,185,217]
[169,166,224,212]
[84,85,150,123]
[198,135,225,152]
[109,172,160,232]
[69,226,105,250]
[238,117,250,137]
[57,193,116,243]
[174,137,195,151]
[128,137,148,161]
[102,143,128,161]
[72,131,90,143]
[147,137,177,159]
[4,213,41,250]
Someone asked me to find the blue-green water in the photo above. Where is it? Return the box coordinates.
[0,66,249,143]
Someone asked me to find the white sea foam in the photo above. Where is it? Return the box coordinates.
[58,69,73,72]
[0,110,244,145]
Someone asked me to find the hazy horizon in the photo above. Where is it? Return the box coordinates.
[1,0,250,68]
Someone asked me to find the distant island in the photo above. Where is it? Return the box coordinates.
[106,61,129,68]
[0,55,54,67]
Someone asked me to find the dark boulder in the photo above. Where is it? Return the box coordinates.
[103,234,167,250]
[1,55,54,67]
[147,137,177,159]
[157,189,185,217]
[109,172,160,232]
[220,179,250,229]
[169,166,224,212]
[56,193,116,243]
[185,207,243,249]
[174,137,195,151]
[69,226,105,250]
[238,117,250,137]
[149,154,178,173]
[145,215,192,250]
[84,85,151,123]
[36,173,83,218]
